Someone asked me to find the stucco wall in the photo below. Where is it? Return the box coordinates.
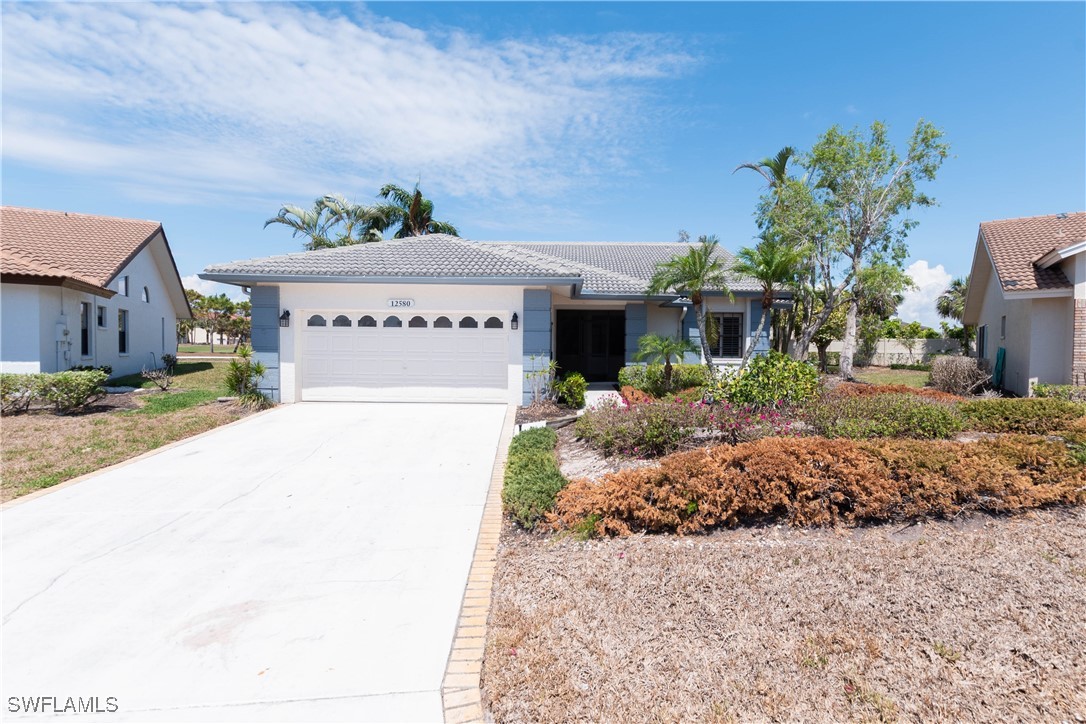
[1029,297,1072,387]
[275,282,529,404]
[0,284,43,373]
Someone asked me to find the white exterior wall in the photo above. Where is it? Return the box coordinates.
[1029,298,1072,387]
[277,282,528,404]
[1,236,182,378]
[0,284,43,373]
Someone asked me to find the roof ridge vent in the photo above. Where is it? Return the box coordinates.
[1056,212,1068,219]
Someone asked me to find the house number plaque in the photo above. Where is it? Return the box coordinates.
[387,299,414,308]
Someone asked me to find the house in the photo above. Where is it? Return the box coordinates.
[199,236,777,404]
[0,207,192,378]
[962,211,1085,396]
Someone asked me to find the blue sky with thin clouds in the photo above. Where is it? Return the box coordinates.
[2,2,1083,326]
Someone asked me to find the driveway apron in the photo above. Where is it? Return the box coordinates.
[2,402,507,722]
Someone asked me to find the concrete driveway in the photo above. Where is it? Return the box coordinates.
[2,402,508,722]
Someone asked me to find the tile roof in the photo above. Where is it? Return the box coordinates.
[980,212,1085,292]
[202,236,762,296]
[0,206,162,291]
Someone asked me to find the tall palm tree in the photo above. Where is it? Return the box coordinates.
[731,235,806,369]
[936,275,971,355]
[633,334,700,391]
[264,198,337,250]
[647,235,733,377]
[733,146,798,203]
[373,183,459,238]
[321,194,386,244]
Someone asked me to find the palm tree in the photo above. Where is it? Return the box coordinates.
[647,234,733,377]
[633,334,700,391]
[264,197,337,250]
[733,146,798,203]
[731,235,806,369]
[321,194,386,244]
[373,183,459,238]
[936,276,971,355]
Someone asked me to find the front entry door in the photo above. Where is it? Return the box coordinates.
[555,310,625,382]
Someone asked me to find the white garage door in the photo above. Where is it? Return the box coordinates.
[300,311,510,402]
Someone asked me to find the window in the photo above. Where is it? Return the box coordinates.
[484,316,503,329]
[408,316,427,328]
[332,315,352,327]
[358,315,377,327]
[80,302,92,357]
[977,325,987,359]
[97,305,107,328]
[459,316,478,329]
[1000,315,1006,340]
[710,313,743,358]
[307,314,327,327]
[434,316,452,328]
[141,286,150,303]
[118,310,129,354]
[118,276,129,296]
[383,315,402,328]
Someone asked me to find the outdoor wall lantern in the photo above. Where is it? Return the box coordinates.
[279,310,290,328]
[511,312,519,330]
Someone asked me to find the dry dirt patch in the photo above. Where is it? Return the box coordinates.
[483,508,1086,722]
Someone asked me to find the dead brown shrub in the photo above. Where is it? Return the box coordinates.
[831,382,962,403]
[553,436,1086,536]
[618,385,654,406]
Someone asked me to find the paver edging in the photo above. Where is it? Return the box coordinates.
[441,404,515,723]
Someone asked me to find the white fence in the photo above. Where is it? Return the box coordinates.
[811,338,961,367]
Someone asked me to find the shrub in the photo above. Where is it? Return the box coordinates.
[618,364,710,398]
[553,372,588,409]
[141,366,174,391]
[503,427,568,529]
[619,385,654,406]
[161,353,178,371]
[38,370,108,414]
[929,356,989,395]
[70,364,113,376]
[807,393,962,440]
[830,382,961,404]
[552,436,1086,536]
[1033,383,1086,403]
[1,374,38,415]
[224,346,272,409]
[575,397,710,457]
[959,398,1085,435]
[709,351,820,408]
[890,363,932,371]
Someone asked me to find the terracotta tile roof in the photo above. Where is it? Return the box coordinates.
[980,212,1085,292]
[0,206,162,290]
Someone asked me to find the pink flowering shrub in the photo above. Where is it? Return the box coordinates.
[574,397,794,458]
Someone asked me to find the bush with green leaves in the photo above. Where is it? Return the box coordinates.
[890,363,931,371]
[161,353,178,371]
[38,370,108,414]
[553,372,588,408]
[959,398,1084,435]
[575,397,711,457]
[709,351,820,408]
[70,364,113,376]
[224,346,272,409]
[617,364,709,398]
[1033,383,1086,403]
[502,427,568,529]
[1,374,38,414]
[806,393,963,440]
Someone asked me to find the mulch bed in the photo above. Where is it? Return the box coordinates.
[516,400,577,424]
[482,507,1086,722]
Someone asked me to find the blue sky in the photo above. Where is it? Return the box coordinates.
[3,2,1084,326]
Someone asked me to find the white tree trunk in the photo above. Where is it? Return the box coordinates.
[839,297,859,379]
[696,301,717,379]
[740,307,769,370]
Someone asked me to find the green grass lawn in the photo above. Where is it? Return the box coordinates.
[177,343,239,355]
[853,367,930,388]
[109,360,230,392]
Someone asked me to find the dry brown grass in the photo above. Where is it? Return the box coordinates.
[1,402,246,501]
[483,509,1086,722]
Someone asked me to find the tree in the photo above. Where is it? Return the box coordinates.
[264,197,337,250]
[936,276,970,355]
[730,234,806,369]
[806,120,949,379]
[733,146,798,202]
[633,334,699,390]
[193,293,235,353]
[647,233,733,377]
[372,183,458,238]
[811,303,846,372]
[178,288,204,343]
[265,194,385,250]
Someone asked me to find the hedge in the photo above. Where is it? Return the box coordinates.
[617,364,710,397]
[959,398,1085,435]
[1,370,108,415]
[502,427,569,529]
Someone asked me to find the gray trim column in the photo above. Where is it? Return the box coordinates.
[522,289,552,405]
[624,302,647,364]
[250,285,281,402]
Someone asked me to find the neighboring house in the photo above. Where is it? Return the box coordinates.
[1,207,192,378]
[962,211,1086,396]
[200,236,780,404]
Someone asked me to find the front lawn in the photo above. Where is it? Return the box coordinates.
[483,508,1086,721]
[854,366,929,387]
[2,361,249,502]
[177,343,239,356]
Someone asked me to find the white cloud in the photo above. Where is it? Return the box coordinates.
[181,275,247,302]
[896,260,953,329]
[845,104,859,114]
[1,4,694,206]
